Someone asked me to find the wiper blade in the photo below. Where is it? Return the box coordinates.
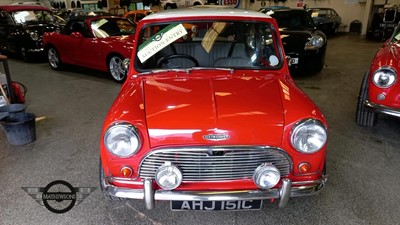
[150,68,190,74]
[140,67,235,75]
[190,67,234,73]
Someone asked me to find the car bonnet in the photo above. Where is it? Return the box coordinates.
[142,71,285,147]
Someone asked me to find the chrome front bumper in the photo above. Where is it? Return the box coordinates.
[364,100,400,118]
[102,176,327,210]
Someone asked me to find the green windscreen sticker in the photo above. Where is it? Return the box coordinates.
[137,24,188,63]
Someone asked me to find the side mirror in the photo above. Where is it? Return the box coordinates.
[122,58,130,70]
[286,56,292,67]
[71,32,83,38]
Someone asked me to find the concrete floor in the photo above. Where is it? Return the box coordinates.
[1,34,399,225]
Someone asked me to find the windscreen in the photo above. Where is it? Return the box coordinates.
[135,21,283,70]
[90,18,136,38]
[12,10,55,24]
[271,11,315,29]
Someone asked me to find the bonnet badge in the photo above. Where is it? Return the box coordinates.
[203,134,230,141]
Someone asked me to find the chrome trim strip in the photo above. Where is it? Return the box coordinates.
[27,48,44,53]
[364,100,400,118]
[102,176,327,208]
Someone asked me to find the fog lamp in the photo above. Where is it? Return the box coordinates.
[253,163,280,189]
[155,162,182,190]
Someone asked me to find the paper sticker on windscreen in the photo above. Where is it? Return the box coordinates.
[137,24,188,63]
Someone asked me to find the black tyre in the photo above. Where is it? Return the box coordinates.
[356,73,377,126]
[108,55,127,83]
[47,47,63,70]
[99,160,123,201]
[332,23,339,35]
[19,47,30,62]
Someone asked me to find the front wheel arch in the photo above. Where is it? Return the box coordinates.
[356,72,377,126]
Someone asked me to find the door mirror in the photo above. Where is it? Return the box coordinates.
[71,32,83,38]
[123,58,130,70]
[286,56,292,67]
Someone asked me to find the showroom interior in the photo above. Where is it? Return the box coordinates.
[1,0,400,225]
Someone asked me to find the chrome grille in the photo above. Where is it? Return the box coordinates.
[139,146,292,181]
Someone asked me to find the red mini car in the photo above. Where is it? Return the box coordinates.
[356,23,400,126]
[42,16,136,82]
[100,7,328,211]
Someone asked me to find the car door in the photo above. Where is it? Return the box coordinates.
[74,21,99,69]
[55,20,85,64]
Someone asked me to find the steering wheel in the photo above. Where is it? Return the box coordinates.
[157,54,199,68]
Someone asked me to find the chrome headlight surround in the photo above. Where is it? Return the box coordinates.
[290,119,327,154]
[104,123,141,158]
[30,32,39,41]
[305,34,325,50]
[372,67,397,88]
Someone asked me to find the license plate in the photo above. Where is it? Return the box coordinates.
[380,23,396,28]
[290,58,299,65]
[170,200,262,211]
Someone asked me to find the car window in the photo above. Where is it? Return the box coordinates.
[12,10,55,24]
[90,18,135,37]
[136,21,282,70]
[271,11,314,29]
[392,25,400,41]
[135,14,146,22]
[0,12,13,26]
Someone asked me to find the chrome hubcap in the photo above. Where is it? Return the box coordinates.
[48,48,59,68]
[109,56,127,81]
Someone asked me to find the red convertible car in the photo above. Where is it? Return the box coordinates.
[42,16,136,82]
[356,22,400,126]
[100,7,328,210]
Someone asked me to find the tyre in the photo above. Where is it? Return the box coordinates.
[99,160,123,201]
[332,24,339,35]
[47,47,63,70]
[19,47,30,62]
[108,55,127,83]
[356,73,377,126]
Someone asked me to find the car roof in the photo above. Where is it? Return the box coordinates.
[143,7,271,21]
[0,4,50,12]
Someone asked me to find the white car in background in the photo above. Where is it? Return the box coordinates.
[161,0,205,9]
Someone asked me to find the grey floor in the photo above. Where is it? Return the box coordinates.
[1,34,399,225]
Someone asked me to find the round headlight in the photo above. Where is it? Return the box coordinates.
[373,67,397,88]
[155,162,182,190]
[305,35,325,49]
[253,163,280,189]
[291,119,327,154]
[104,123,141,158]
[30,32,39,41]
